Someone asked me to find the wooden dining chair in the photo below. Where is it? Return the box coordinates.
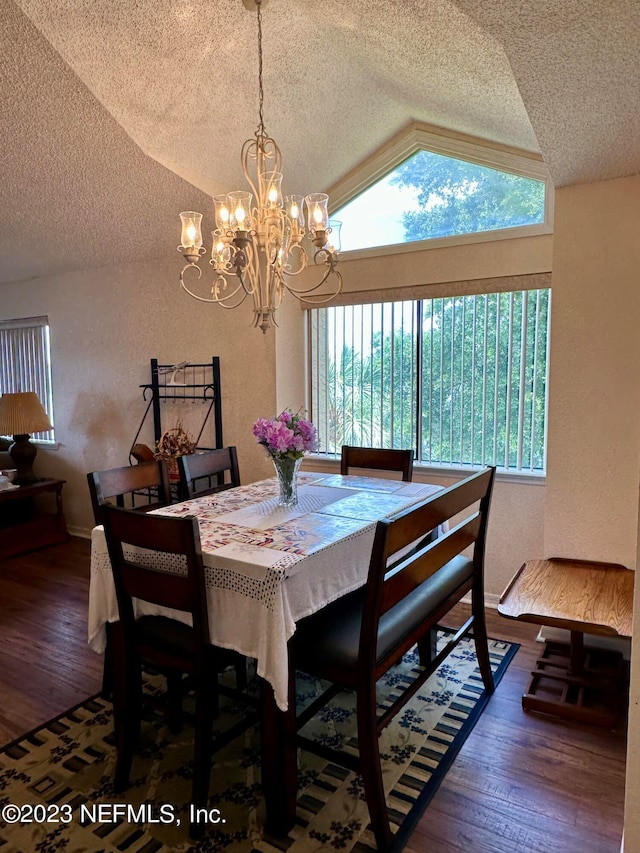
[101,504,249,837]
[87,460,172,526]
[340,445,414,481]
[290,467,496,852]
[87,460,173,698]
[178,446,240,500]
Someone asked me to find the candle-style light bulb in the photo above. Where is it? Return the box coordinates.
[179,211,203,251]
[290,201,299,220]
[236,205,246,227]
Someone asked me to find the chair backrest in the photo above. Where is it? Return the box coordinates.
[340,445,414,482]
[130,443,155,464]
[101,504,210,648]
[87,460,171,526]
[361,466,495,665]
[178,447,240,499]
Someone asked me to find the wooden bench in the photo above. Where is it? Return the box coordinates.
[498,557,634,727]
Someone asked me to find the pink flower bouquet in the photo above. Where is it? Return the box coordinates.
[252,409,317,460]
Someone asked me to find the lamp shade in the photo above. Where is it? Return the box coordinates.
[0,392,52,436]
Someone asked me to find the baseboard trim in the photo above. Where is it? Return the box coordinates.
[68,525,92,540]
[537,625,631,660]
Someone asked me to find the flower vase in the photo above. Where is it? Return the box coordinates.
[272,456,302,507]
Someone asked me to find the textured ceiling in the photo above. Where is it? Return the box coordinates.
[2,0,640,286]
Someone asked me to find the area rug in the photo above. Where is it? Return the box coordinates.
[0,633,517,853]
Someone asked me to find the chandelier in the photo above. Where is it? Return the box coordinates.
[178,0,343,334]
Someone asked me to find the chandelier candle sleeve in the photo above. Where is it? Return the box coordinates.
[179,212,204,263]
[177,0,342,333]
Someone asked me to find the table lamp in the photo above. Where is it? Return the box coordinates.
[0,391,52,485]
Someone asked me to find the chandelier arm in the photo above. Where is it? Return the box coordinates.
[281,255,342,296]
[215,291,252,309]
[180,262,202,282]
[272,265,286,311]
[181,279,249,307]
[284,270,344,304]
[181,263,252,307]
[242,243,261,297]
[180,281,236,306]
[280,243,308,276]
[213,272,252,307]
[241,138,261,201]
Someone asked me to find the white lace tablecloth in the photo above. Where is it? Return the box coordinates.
[88,471,441,710]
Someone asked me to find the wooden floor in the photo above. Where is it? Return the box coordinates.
[0,538,626,852]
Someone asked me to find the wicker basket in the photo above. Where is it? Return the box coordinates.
[154,425,196,482]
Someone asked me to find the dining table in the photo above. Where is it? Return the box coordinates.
[88,469,442,834]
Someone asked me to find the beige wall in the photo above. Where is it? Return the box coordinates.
[544,177,640,566]
[539,175,640,849]
[334,231,553,297]
[275,288,307,416]
[1,256,277,534]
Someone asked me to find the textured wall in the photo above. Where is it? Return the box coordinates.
[539,176,640,851]
[544,177,640,566]
[0,256,277,533]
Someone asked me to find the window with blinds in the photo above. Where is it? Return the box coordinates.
[0,316,55,442]
[308,289,550,474]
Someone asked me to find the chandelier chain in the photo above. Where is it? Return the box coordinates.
[256,0,266,139]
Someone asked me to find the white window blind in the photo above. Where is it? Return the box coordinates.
[0,316,55,442]
[309,289,550,474]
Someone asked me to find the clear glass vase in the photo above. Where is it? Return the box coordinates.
[272,456,302,507]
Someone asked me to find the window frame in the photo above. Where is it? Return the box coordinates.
[326,121,554,260]
[0,315,56,444]
[307,287,551,478]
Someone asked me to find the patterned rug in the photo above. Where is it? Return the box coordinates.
[0,633,517,853]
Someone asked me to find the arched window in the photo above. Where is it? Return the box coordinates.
[328,122,552,255]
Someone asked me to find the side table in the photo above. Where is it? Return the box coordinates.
[0,478,69,560]
[498,557,634,727]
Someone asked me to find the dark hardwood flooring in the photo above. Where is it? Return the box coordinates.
[0,538,626,852]
[0,537,103,742]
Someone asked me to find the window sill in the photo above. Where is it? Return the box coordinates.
[304,454,546,486]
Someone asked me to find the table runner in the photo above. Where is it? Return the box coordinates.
[88,472,440,709]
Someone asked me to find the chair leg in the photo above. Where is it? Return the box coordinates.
[190,676,216,839]
[234,655,247,692]
[166,671,183,734]
[261,664,298,836]
[101,625,115,699]
[417,626,438,667]
[113,659,142,792]
[472,592,494,694]
[356,684,393,853]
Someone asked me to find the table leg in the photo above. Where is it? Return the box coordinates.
[568,629,585,675]
[522,632,626,728]
[260,664,297,836]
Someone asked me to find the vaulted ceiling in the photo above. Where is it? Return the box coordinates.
[2,0,639,286]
